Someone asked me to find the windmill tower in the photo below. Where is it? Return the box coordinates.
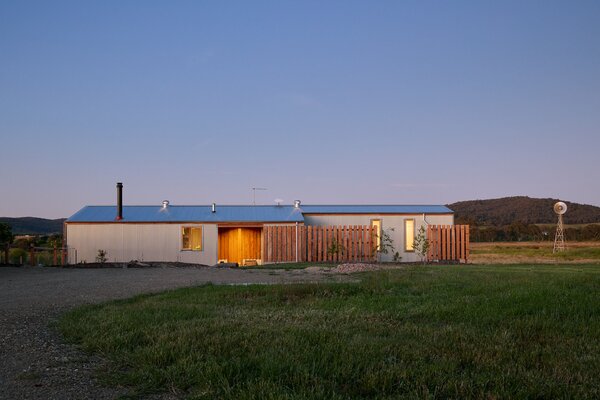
[553,201,567,253]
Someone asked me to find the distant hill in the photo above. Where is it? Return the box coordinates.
[3,197,600,234]
[0,217,66,235]
[448,197,600,226]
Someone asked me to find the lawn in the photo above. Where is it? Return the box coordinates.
[59,265,600,399]
[471,241,600,264]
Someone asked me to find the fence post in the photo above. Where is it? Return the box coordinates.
[4,244,8,265]
[317,227,323,262]
[343,225,349,262]
[451,226,456,261]
[466,225,470,263]
[460,225,465,262]
[301,226,306,262]
[53,246,58,266]
[426,225,431,262]
[326,226,331,262]
[270,226,275,263]
[278,226,283,262]
[30,246,35,266]
[366,226,372,262]
[350,225,354,261]
[307,226,312,262]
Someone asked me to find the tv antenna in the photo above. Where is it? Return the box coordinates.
[251,187,267,205]
[553,201,567,253]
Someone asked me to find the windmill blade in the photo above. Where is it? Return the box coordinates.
[554,201,567,215]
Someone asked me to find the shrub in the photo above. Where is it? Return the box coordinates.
[10,248,28,264]
[96,249,108,263]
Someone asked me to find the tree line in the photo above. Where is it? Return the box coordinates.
[449,196,600,226]
[466,221,600,242]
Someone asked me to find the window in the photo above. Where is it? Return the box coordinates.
[182,226,203,251]
[405,219,415,251]
[371,219,382,251]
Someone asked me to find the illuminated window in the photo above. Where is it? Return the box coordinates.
[405,219,415,251]
[371,219,382,250]
[182,226,203,251]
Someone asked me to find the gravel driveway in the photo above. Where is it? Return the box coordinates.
[0,265,348,399]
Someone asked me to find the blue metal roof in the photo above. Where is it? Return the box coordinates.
[67,205,305,223]
[67,204,453,223]
[300,205,453,214]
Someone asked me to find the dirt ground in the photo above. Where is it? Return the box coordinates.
[470,241,600,264]
[0,265,352,400]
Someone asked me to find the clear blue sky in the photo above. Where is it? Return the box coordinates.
[1,1,599,218]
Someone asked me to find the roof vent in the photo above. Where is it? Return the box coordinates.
[294,200,301,208]
[211,203,216,213]
[162,200,169,209]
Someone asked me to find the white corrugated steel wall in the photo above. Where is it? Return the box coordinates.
[66,223,218,264]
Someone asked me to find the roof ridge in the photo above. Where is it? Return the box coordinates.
[82,204,448,207]
[81,204,299,207]
[301,204,448,206]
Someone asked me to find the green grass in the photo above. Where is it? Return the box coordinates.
[471,245,600,260]
[59,265,600,399]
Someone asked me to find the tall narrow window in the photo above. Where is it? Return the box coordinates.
[182,226,203,251]
[405,219,415,251]
[371,219,382,251]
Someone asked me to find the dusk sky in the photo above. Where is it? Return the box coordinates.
[1,1,599,218]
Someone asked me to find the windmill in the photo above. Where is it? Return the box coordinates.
[553,201,567,253]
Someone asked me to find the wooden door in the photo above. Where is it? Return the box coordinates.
[218,228,262,264]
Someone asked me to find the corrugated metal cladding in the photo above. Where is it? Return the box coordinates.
[67,204,453,223]
[300,205,453,214]
[67,205,305,223]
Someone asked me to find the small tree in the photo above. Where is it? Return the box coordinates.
[0,223,12,264]
[13,237,33,250]
[413,226,430,264]
[375,228,396,262]
[96,249,108,263]
[0,223,13,245]
[10,248,27,265]
[327,238,345,259]
[48,234,63,248]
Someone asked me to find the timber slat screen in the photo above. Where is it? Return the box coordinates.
[426,225,470,263]
[263,225,376,263]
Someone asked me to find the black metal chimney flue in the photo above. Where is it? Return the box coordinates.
[116,182,123,221]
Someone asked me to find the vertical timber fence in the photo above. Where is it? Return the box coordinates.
[427,225,470,263]
[0,245,70,266]
[263,225,377,263]
[28,246,70,266]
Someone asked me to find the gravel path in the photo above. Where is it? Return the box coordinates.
[0,265,349,400]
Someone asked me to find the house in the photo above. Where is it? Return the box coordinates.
[64,184,454,264]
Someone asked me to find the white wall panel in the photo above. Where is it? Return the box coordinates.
[66,223,218,265]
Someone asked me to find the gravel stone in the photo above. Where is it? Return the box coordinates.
[0,265,349,399]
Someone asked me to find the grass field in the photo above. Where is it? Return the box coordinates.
[59,265,600,399]
[471,241,600,264]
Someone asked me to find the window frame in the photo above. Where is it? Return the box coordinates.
[404,219,415,252]
[370,219,382,251]
[181,225,204,252]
